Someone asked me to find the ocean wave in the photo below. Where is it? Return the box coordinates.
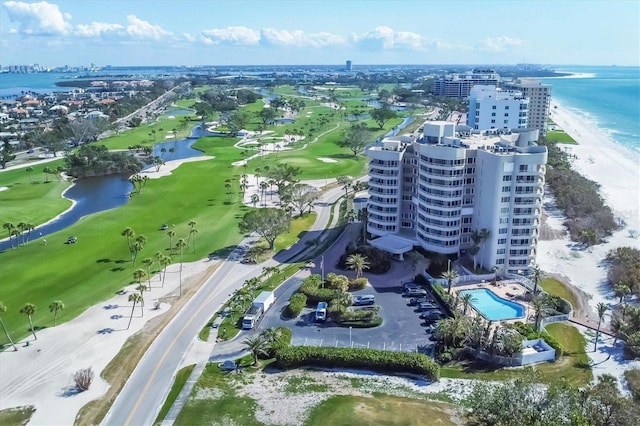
[552,72,597,79]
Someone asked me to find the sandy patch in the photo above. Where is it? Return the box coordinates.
[140,156,214,179]
[0,186,8,191]
[316,157,338,163]
[0,259,214,425]
[234,369,470,425]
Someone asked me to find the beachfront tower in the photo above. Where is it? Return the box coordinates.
[366,122,547,274]
[346,60,353,72]
[502,78,551,135]
[434,69,500,98]
[467,85,529,131]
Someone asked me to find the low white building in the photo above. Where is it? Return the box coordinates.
[467,85,528,131]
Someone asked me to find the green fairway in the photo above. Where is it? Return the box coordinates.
[0,159,71,228]
[305,395,457,426]
[99,114,199,150]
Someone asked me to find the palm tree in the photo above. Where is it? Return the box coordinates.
[460,293,477,315]
[48,300,64,326]
[131,235,146,266]
[345,254,370,279]
[142,258,154,287]
[594,302,608,352]
[189,228,198,253]
[121,227,135,258]
[187,220,197,244]
[127,293,143,329]
[242,335,269,366]
[0,302,18,351]
[251,194,259,208]
[160,254,171,287]
[3,222,15,248]
[531,266,542,294]
[337,175,352,199]
[133,269,148,292]
[43,166,52,183]
[260,327,282,345]
[20,303,37,340]
[531,294,553,332]
[176,238,187,296]
[440,269,459,294]
[614,282,630,304]
[26,166,34,183]
[167,230,176,254]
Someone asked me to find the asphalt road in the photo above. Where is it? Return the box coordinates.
[102,184,346,425]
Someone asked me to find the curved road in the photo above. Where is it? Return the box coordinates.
[102,184,347,425]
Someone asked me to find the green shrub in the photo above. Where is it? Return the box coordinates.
[326,273,349,292]
[349,278,368,291]
[547,294,572,314]
[284,293,307,318]
[264,327,292,358]
[338,245,392,274]
[299,274,343,304]
[340,317,383,328]
[275,346,439,381]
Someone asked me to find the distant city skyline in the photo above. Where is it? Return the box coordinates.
[0,0,638,67]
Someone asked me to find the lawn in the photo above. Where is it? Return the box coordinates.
[274,212,316,252]
[0,158,71,228]
[154,364,196,425]
[0,406,35,425]
[0,136,249,342]
[99,114,198,150]
[546,130,577,144]
[441,323,592,387]
[175,364,261,426]
[540,277,580,311]
[305,395,457,426]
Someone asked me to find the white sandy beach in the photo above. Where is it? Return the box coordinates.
[0,259,214,425]
[538,102,640,385]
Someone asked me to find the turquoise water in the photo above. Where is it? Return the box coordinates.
[541,66,640,153]
[459,288,525,321]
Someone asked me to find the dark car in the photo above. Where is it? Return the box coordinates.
[67,236,77,244]
[420,311,445,320]
[160,224,169,230]
[402,282,420,291]
[27,149,35,154]
[417,302,439,312]
[408,297,429,306]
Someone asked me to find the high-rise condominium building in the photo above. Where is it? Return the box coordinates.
[434,69,500,98]
[467,85,529,131]
[366,122,547,274]
[345,60,353,72]
[502,78,551,135]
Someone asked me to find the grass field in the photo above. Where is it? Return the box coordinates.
[546,130,577,144]
[305,395,456,426]
[154,364,196,425]
[441,323,592,387]
[0,158,71,228]
[540,277,580,311]
[0,406,35,425]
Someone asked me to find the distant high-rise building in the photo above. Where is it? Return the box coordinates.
[467,85,529,131]
[345,60,352,72]
[434,69,500,98]
[366,123,547,274]
[502,78,551,135]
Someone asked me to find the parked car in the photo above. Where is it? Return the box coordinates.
[352,295,375,306]
[404,288,427,297]
[425,323,439,333]
[402,282,420,291]
[67,236,77,244]
[408,297,429,306]
[27,149,35,154]
[417,302,439,311]
[218,360,237,371]
[420,311,445,320]
[160,224,169,230]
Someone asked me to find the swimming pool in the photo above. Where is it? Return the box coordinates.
[458,288,525,321]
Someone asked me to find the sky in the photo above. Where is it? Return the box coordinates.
[0,0,638,67]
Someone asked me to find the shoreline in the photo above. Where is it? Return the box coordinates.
[538,100,640,387]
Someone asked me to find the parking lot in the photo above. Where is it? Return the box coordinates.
[259,274,444,355]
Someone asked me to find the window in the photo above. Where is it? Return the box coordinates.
[497,248,506,255]
[499,218,509,224]
[491,119,496,124]
[491,112,496,117]
[502,175,512,182]
[499,228,508,234]
[504,113,509,117]
[498,238,507,244]
[505,106,510,110]
[500,207,510,214]
[496,259,505,265]
[502,186,511,192]
[519,165,528,172]
[500,196,511,203]
[492,105,497,110]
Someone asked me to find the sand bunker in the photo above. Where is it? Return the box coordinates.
[0,186,8,192]
[317,157,338,163]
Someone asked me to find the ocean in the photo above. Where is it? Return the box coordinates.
[541,66,640,154]
[1,65,638,153]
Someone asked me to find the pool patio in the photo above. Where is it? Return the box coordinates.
[453,280,534,324]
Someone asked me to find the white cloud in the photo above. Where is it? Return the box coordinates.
[477,36,524,52]
[201,26,260,45]
[351,26,429,50]
[75,22,123,38]
[126,15,172,40]
[181,32,196,43]
[2,0,72,35]
[260,28,345,48]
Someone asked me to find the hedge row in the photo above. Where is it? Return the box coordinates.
[275,346,440,381]
[349,278,368,291]
[263,327,292,359]
[284,293,307,318]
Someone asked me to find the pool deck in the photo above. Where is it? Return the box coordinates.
[454,280,533,323]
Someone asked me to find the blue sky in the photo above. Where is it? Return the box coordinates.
[0,0,638,67]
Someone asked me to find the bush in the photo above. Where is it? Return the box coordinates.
[348,278,368,291]
[340,316,383,328]
[338,245,392,274]
[74,367,95,392]
[326,273,349,292]
[275,346,439,381]
[547,294,572,314]
[299,274,343,304]
[284,293,307,318]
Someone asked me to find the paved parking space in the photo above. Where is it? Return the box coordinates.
[260,277,443,355]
